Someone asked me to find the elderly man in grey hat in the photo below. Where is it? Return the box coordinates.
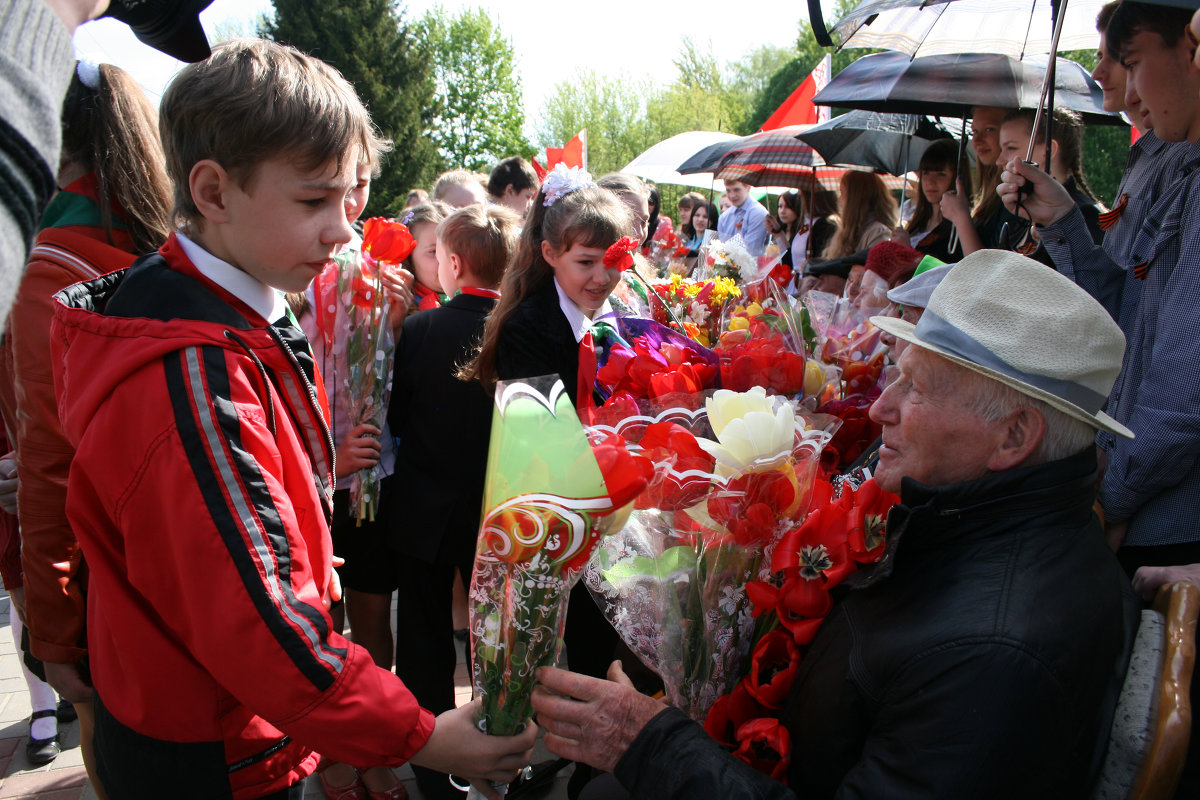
[531,250,1139,800]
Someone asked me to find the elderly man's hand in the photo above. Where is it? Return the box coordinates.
[997,158,1075,228]
[531,661,666,773]
[1132,563,1200,602]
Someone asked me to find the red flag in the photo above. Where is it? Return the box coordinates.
[761,55,831,131]
[1131,126,1141,146]
[531,157,548,180]
[545,130,587,170]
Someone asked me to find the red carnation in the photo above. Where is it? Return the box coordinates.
[603,236,640,271]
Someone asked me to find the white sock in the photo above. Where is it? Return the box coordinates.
[10,601,57,739]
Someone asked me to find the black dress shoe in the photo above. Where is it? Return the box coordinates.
[26,709,60,765]
[55,698,77,724]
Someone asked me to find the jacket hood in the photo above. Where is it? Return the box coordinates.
[51,254,277,449]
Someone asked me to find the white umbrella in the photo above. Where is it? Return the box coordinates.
[621,131,739,192]
[831,0,1103,59]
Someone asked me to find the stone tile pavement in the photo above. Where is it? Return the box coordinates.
[0,590,569,800]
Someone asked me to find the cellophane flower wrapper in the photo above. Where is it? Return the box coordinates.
[335,250,394,524]
[645,228,684,274]
[713,276,817,399]
[585,388,833,722]
[469,376,648,744]
[646,274,742,348]
[803,290,889,399]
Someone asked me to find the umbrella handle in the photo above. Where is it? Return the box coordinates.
[1025,0,1070,162]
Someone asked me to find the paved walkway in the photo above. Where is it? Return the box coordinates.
[0,590,569,800]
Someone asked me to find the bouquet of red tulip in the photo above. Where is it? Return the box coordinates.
[469,376,651,753]
[703,476,898,782]
[585,387,834,721]
[334,217,415,523]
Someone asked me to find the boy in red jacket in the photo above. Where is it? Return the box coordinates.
[49,39,534,800]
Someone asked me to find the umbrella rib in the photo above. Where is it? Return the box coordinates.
[1020,0,1039,61]
[912,2,949,60]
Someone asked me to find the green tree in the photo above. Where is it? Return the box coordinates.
[644,41,733,139]
[725,44,796,134]
[746,4,880,131]
[536,71,656,176]
[261,0,437,215]
[417,7,531,172]
[647,40,794,137]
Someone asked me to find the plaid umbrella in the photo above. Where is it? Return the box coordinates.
[676,126,825,175]
[796,111,953,177]
[811,51,1123,125]
[715,163,842,191]
[829,0,1107,59]
[716,163,908,192]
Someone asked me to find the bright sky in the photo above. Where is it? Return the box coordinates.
[72,0,809,140]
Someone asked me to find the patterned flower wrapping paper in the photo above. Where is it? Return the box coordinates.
[469,377,622,738]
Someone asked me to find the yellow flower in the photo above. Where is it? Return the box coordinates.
[698,387,796,476]
[708,277,742,305]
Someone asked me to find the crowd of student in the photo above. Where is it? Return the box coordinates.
[4,0,1200,799]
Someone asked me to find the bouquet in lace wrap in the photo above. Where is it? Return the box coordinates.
[585,387,832,721]
[336,217,415,523]
[469,376,650,745]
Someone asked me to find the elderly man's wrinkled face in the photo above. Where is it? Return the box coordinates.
[869,347,1007,493]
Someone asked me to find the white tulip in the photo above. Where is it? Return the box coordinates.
[699,388,796,477]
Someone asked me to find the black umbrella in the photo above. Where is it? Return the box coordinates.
[811,51,1124,125]
[795,111,953,177]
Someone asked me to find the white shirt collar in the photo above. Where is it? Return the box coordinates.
[176,231,289,323]
[553,277,616,343]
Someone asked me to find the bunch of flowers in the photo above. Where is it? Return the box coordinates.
[714,315,809,397]
[642,227,687,274]
[703,477,898,782]
[586,387,832,721]
[712,278,836,403]
[596,325,719,402]
[702,235,759,283]
[803,290,888,397]
[470,376,651,799]
[649,274,741,348]
[338,216,415,523]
